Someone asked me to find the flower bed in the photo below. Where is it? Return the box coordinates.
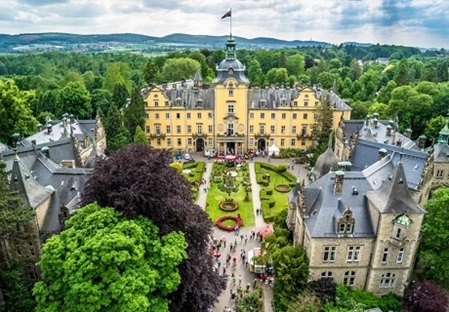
[215,215,243,231]
[275,184,291,193]
[219,200,239,212]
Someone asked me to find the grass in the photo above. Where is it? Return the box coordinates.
[205,163,255,227]
[256,163,293,221]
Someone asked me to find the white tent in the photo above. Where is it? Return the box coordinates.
[268,144,280,156]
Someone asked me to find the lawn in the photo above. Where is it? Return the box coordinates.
[255,162,296,222]
[205,163,255,227]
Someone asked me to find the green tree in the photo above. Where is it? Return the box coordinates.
[287,290,322,312]
[286,54,305,77]
[419,187,449,287]
[90,89,112,114]
[278,51,287,68]
[0,79,37,145]
[317,71,340,90]
[160,58,200,82]
[134,125,148,144]
[103,104,131,154]
[272,245,309,312]
[377,80,397,104]
[57,81,92,118]
[59,70,84,87]
[424,116,447,143]
[266,68,289,84]
[394,59,410,86]
[0,262,36,312]
[102,62,131,93]
[111,82,130,109]
[248,59,264,85]
[33,203,187,312]
[144,60,159,84]
[124,86,146,138]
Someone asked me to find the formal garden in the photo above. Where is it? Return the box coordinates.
[180,161,205,200]
[255,162,297,222]
[206,162,255,229]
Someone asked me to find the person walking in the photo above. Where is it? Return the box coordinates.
[238,274,242,286]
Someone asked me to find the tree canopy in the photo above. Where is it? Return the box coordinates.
[402,280,448,312]
[80,144,226,312]
[33,203,187,312]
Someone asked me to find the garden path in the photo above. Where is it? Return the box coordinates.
[195,162,213,209]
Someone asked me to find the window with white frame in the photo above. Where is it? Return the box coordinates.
[290,138,296,146]
[281,126,286,134]
[166,126,171,134]
[155,124,161,135]
[343,271,356,287]
[292,126,297,134]
[187,138,192,145]
[260,113,265,119]
[208,138,213,145]
[176,125,181,134]
[382,248,389,264]
[259,125,265,135]
[269,139,274,146]
[227,124,234,136]
[323,247,336,262]
[250,112,254,119]
[270,125,275,134]
[282,113,286,119]
[208,112,212,119]
[145,126,150,133]
[292,113,297,119]
[167,138,172,146]
[227,103,234,114]
[197,113,202,119]
[197,124,203,135]
[177,138,182,146]
[280,138,285,146]
[379,273,396,288]
[156,138,161,146]
[271,113,276,119]
[249,125,254,134]
[249,138,254,146]
[321,271,333,278]
[208,125,213,133]
[347,246,361,262]
[397,248,404,263]
[166,113,170,119]
[187,125,192,133]
[187,113,191,119]
[155,113,159,119]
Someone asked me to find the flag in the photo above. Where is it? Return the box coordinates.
[221,9,231,19]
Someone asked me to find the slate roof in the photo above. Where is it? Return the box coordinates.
[288,178,301,204]
[304,170,375,238]
[365,160,424,214]
[434,143,449,163]
[350,139,428,190]
[304,154,425,238]
[311,146,340,178]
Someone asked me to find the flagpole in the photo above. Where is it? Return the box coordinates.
[230,8,232,37]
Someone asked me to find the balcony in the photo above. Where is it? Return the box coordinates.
[216,132,245,142]
[149,133,166,139]
[297,132,311,139]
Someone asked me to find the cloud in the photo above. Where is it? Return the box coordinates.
[17,0,70,6]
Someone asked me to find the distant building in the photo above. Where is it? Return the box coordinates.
[0,114,105,281]
[143,35,351,155]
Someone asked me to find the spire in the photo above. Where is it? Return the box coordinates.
[438,113,449,144]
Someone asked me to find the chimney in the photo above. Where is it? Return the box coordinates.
[418,134,427,148]
[352,186,359,195]
[41,146,49,157]
[365,114,371,126]
[334,171,345,195]
[373,118,378,128]
[46,123,52,134]
[378,148,387,160]
[386,125,392,136]
[404,128,412,138]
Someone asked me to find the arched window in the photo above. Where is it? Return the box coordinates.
[195,99,204,108]
[321,271,333,278]
[393,214,411,240]
[379,273,396,288]
[343,271,356,286]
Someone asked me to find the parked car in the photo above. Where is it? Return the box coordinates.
[183,153,192,160]
[184,159,195,164]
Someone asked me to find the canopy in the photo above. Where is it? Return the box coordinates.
[268,144,280,156]
[225,155,236,160]
[259,228,273,237]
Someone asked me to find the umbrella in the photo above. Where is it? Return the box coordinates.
[259,228,273,237]
[225,155,236,160]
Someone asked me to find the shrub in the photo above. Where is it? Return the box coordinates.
[215,215,243,231]
[266,188,273,195]
[277,163,287,173]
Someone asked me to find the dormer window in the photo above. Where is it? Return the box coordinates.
[195,99,204,108]
[280,97,287,106]
[228,68,234,75]
[392,214,411,241]
[337,208,355,235]
[175,97,182,106]
[259,99,267,108]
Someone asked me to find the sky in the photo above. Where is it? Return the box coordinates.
[1,0,448,49]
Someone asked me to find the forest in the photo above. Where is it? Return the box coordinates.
[0,42,448,149]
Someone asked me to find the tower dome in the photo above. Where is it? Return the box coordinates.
[213,35,249,85]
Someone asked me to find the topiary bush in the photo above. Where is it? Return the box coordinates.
[277,163,287,173]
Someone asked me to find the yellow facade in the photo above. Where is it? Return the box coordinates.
[143,36,351,154]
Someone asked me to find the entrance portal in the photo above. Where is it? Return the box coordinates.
[257,139,266,151]
[196,138,205,152]
[226,142,236,154]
